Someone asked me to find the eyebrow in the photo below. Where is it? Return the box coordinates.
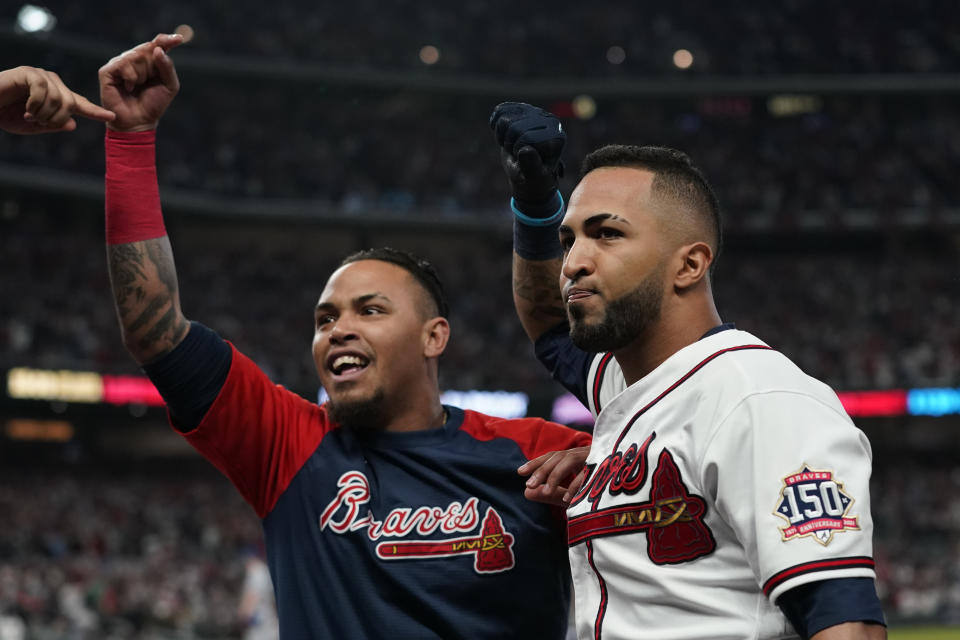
[315,292,392,312]
[558,212,631,235]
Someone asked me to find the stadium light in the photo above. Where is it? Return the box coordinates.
[419,45,440,65]
[572,95,597,120]
[673,48,694,70]
[606,46,626,65]
[16,5,56,34]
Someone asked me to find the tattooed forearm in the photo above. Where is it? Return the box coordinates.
[126,295,168,334]
[107,237,188,363]
[138,304,188,352]
[109,243,149,316]
[513,256,565,318]
[512,254,567,341]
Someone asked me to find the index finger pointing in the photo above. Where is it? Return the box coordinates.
[70,93,116,122]
[151,33,185,53]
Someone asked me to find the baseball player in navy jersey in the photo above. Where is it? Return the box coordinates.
[491,103,886,639]
[95,37,591,639]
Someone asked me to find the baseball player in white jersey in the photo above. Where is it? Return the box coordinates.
[492,103,886,639]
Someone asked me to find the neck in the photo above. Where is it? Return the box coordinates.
[383,388,446,433]
[615,297,722,386]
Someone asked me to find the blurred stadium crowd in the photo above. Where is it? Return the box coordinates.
[0,467,259,640]
[1,3,959,227]
[2,0,960,637]
[4,90,960,228]
[1,202,955,396]
[36,0,959,75]
[2,459,960,638]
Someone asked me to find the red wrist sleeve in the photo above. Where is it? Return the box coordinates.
[105,129,166,245]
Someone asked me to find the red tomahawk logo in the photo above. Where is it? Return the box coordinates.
[376,507,515,574]
[646,449,716,565]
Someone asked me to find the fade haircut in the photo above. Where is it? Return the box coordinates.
[340,247,449,319]
[580,145,723,267]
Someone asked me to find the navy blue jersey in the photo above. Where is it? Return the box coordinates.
[181,344,591,639]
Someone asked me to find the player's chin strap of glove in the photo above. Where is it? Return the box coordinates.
[490,102,566,261]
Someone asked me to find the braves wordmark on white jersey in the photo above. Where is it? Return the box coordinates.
[567,329,875,640]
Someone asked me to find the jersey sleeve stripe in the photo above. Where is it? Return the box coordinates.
[591,352,615,415]
[762,556,876,597]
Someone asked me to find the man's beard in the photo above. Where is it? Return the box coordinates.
[328,387,388,435]
[568,268,664,353]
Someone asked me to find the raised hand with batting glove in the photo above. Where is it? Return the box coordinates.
[490,101,570,344]
[490,101,566,218]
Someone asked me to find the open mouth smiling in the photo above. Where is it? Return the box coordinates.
[327,352,371,379]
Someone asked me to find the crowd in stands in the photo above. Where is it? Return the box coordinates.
[4,18,960,230]
[870,452,960,626]
[2,77,959,230]
[2,453,958,638]
[30,0,960,76]
[0,465,260,640]
[1,199,957,398]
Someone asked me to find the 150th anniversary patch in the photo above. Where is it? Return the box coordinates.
[774,465,859,546]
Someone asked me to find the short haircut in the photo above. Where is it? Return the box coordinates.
[340,247,449,319]
[580,145,723,265]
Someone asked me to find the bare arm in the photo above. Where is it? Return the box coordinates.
[512,253,566,343]
[99,34,186,363]
[811,622,886,640]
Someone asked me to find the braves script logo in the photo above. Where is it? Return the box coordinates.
[774,465,859,546]
[319,471,515,573]
[568,434,716,563]
[571,433,656,510]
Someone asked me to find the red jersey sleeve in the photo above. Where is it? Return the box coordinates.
[180,344,331,517]
[463,412,592,460]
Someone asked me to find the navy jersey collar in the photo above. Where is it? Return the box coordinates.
[351,406,466,449]
[700,322,735,340]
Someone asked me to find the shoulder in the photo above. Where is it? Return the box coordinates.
[696,330,842,408]
[458,409,591,460]
[228,346,324,412]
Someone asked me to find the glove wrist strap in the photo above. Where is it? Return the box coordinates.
[512,192,564,260]
[510,191,564,226]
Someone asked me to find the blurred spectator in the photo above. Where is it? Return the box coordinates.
[238,552,278,640]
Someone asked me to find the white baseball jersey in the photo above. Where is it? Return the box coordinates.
[567,328,875,640]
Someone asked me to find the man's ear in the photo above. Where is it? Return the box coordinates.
[423,316,450,358]
[673,241,713,291]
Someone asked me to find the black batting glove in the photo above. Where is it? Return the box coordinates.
[490,102,566,215]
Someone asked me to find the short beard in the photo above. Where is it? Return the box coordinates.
[328,387,388,436]
[568,268,664,353]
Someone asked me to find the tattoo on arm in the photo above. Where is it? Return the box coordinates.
[108,243,148,318]
[108,237,188,362]
[512,255,566,325]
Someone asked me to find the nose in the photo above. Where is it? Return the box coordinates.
[561,238,595,283]
[327,316,359,345]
